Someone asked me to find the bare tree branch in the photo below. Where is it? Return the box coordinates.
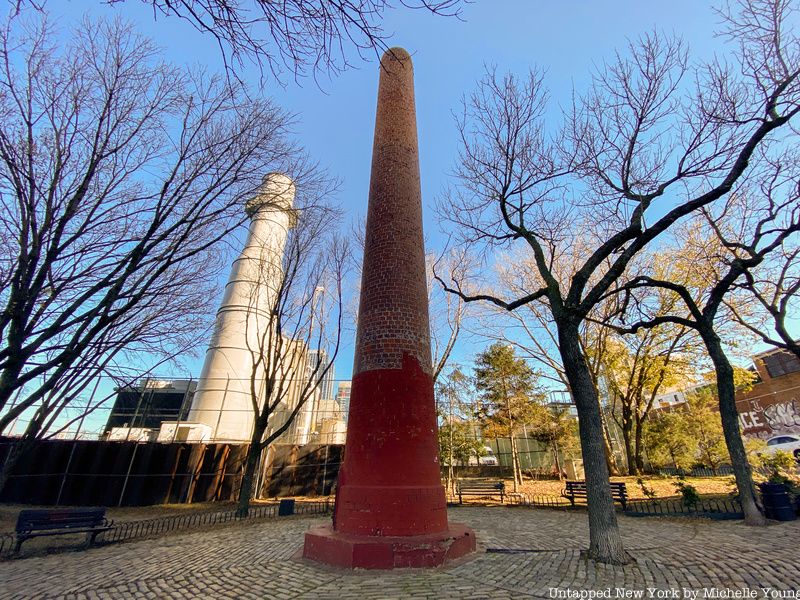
[0,12,327,443]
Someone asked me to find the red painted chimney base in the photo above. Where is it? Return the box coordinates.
[302,522,476,570]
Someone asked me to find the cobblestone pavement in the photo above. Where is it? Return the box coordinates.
[1,507,798,599]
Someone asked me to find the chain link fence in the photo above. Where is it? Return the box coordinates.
[2,375,352,447]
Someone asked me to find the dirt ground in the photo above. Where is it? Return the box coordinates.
[0,476,735,533]
[0,499,302,533]
[445,474,738,504]
[0,499,299,556]
[0,477,735,557]
[518,475,735,499]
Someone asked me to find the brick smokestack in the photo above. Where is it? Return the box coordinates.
[353,46,432,380]
[303,48,475,570]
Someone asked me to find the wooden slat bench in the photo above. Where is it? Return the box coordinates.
[15,508,113,553]
[456,480,506,504]
[562,481,628,509]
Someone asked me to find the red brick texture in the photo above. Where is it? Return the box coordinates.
[302,48,475,569]
[354,47,432,377]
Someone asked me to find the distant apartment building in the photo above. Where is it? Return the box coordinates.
[649,349,800,442]
[652,383,709,411]
[336,381,352,424]
[307,350,335,407]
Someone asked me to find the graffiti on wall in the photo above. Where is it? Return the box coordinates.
[739,396,800,439]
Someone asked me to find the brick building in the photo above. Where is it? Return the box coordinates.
[736,349,800,440]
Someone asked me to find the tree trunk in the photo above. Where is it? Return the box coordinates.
[237,420,267,517]
[557,320,629,564]
[447,459,454,495]
[633,421,645,474]
[504,393,522,491]
[446,427,454,494]
[621,416,636,476]
[0,359,28,432]
[0,302,31,418]
[508,428,522,491]
[600,412,622,476]
[552,439,563,480]
[0,440,24,496]
[0,417,42,496]
[701,329,765,526]
[448,394,455,494]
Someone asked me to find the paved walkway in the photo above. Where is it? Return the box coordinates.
[1,507,797,599]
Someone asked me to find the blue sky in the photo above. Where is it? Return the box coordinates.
[43,0,730,383]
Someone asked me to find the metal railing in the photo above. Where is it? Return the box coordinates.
[624,496,743,518]
[1,498,333,558]
[658,466,735,478]
[500,490,744,518]
[506,493,573,509]
[100,499,332,545]
[293,499,333,515]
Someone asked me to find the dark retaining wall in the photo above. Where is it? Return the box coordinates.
[1,439,536,506]
[0,437,248,506]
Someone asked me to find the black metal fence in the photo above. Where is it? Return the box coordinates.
[0,490,751,559]
[506,493,573,509]
[0,499,333,559]
[102,498,332,545]
[624,497,743,519]
[503,491,744,519]
[658,466,735,478]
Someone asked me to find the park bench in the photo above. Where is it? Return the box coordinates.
[562,481,628,510]
[456,480,506,504]
[15,507,113,553]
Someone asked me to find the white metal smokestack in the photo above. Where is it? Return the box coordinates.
[189,173,297,442]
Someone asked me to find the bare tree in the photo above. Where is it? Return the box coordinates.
[731,244,800,359]
[612,171,800,524]
[237,202,347,515]
[482,251,705,477]
[437,0,800,563]
[24,0,466,82]
[435,365,477,493]
[472,249,635,475]
[0,11,320,489]
[429,250,469,383]
[600,319,698,475]
[719,156,800,358]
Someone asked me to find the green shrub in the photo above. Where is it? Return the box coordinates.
[674,476,700,509]
[755,451,800,494]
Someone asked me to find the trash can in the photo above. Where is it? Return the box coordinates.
[759,482,796,521]
[278,498,295,517]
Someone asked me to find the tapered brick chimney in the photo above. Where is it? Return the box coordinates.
[302,48,476,569]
